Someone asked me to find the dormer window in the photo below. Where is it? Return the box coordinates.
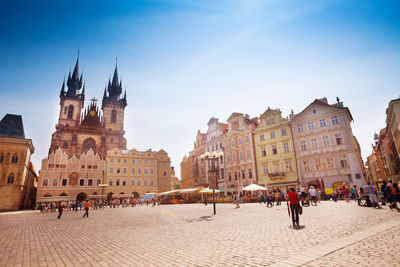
[313,109,317,114]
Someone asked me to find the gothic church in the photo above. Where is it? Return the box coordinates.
[49,55,127,158]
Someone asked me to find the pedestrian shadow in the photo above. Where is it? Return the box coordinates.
[292,225,306,230]
[184,215,213,223]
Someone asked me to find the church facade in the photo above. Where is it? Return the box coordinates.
[49,56,127,158]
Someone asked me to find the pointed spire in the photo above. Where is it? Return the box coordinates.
[82,81,86,95]
[60,78,65,97]
[72,51,80,80]
[112,60,119,87]
[124,89,126,100]
[103,87,107,101]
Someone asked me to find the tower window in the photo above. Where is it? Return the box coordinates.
[11,154,18,164]
[63,142,68,149]
[7,173,15,184]
[111,109,117,123]
[64,107,67,114]
[67,105,74,119]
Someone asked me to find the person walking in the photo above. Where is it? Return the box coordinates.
[266,192,274,208]
[57,202,63,219]
[286,188,301,228]
[364,182,381,208]
[389,182,400,211]
[82,200,91,218]
[309,186,317,206]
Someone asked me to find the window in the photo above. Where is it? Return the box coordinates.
[261,148,266,157]
[150,179,154,186]
[245,136,249,143]
[311,138,318,149]
[220,156,223,164]
[144,160,147,165]
[150,168,154,174]
[110,159,114,163]
[273,162,280,172]
[340,156,348,168]
[137,179,141,186]
[238,138,242,145]
[228,172,232,181]
[260,135,265,141]
[64,107,67,114]
[109,179,113,186]
[331,116,339,125]
[138,168,142,174]
[0,153,3,163]
[231,140,236,147]
[123,168,127,174]
[144,168,148,174]
[62,179,68,186]
[283,143,289,153]
[63,142,68,149]
[52,179,58,186]
[246,149,251,159]
[117,168,120,174]
[320,119,326,127]
[241,170,245,179]
[131,179,135,186]
[323,136,330,147]
[327,157,334,169]
[335,134,343,145]
[42,178,48,186]
[263,165,268,175]
[88,179,93,186]
[285,161,292,172]
[220,169,224,179]
[96,179,101,186]
[303,161,310,172]
[227,155,231,163]
[298,124,303,132]
[308,122,314,130]
[282,129,287,136]
[300,140,307,151]
[240,151,244,160]
[248,169,253,178]
[226,142,230,149]
[67,105,74,119]
[163,162,167,167]
[270,132,276,138]
[11,154,18,163]
[144,179,148,186]
[234,171,238,180]
[116,179,120,186]
[232,154,236,162]
[79,179,85,186]
[110,167,113,174]
[138,160,142,164]
[272,145,277,155]
[315,159,322,170]
[163,171,167,176]
[313,109,317,114]
[111,109,117,123]
[122,179,126,186]
[131,159,135,164]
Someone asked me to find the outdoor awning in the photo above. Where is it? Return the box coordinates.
[111,194,135,198]
[199,188,220,194]
[243,184,267,191]
[37,196,76,202]
[87,195,106,199]
[179,188,202,193]
[158,190,180,195]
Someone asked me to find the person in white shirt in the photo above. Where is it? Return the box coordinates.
[309,186,317,206]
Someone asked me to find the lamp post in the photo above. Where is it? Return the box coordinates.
[201,151,223,215]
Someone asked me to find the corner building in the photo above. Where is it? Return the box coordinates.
[290,98,366,190]
[0,114,37,210]
[254,108,299,191]
[105,148,173,198]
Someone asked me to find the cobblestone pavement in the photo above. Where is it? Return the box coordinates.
[0,201,399,267]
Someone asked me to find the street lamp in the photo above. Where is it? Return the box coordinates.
[201,151,223,215]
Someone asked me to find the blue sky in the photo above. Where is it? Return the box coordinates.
[1,0,399,178]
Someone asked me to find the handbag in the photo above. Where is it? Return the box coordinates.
[299,206,303,215]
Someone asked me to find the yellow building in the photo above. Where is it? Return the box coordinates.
[0,114,37,211]
[254,108,299,191]
[105,147,172,198]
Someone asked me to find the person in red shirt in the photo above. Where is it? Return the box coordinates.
[286,188,300,228]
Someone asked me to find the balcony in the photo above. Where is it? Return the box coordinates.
[268,172,285,178]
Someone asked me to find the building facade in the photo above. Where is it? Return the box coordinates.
[0,114,37,210]
[203,118,228,191]
[290,98,366,190]
[37,148,106,201]
[105,148,173,198]
[180,154,195,188]
[224,113,259,192]
[254,108,299,191]
[385,97,400,180]
[49,56,127,158]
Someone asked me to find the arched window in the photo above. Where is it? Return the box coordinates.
[60,192,67,196]
[11,154,18,164]
[0,153,3,163]
[67,105,74,119]
[63,142,68,149]
[7,173,14,184]
[64,107,67,114]
[82,138,96,154]
[111,109,117,123]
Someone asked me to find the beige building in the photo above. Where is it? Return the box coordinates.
[0,114,37,210]
[385,97,400,180]
[224,113,259,192]
[105,147,172,198]
[290,98,366,190]
[37,148,106,201]
[254,108,299,191]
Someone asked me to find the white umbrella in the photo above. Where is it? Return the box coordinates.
[242,184,267,191]
[199,188,220,193]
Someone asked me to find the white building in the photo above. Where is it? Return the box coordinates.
[289,98,366,190]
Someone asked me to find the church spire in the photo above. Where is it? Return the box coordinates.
[106,59,122,101]
[66,51,83,97]
[59,78,65,97]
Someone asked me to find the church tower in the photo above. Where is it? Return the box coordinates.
[101,62,127,152]
[58,54,84,128]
